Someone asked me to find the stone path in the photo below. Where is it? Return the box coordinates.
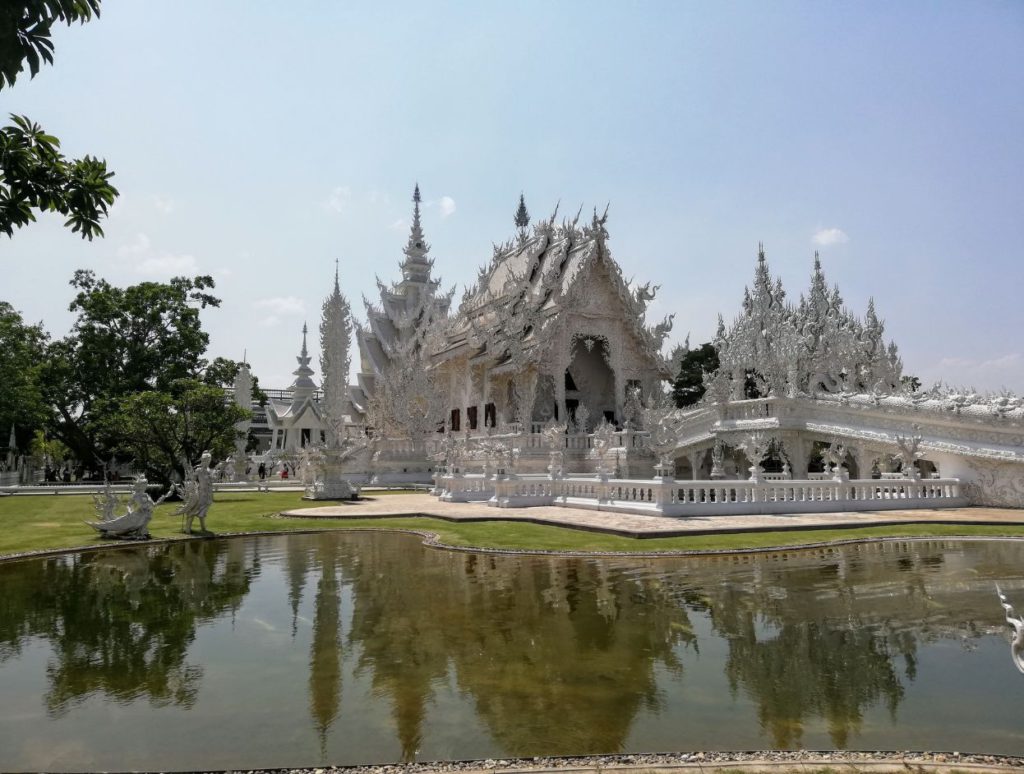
[282,494,1024,539]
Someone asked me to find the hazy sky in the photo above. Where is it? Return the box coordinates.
[3,1,1022,390]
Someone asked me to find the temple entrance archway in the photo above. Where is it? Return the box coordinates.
[566,336,616,424]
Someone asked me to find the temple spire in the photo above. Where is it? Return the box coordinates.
[401,183,432,283]
[289,322,317,404]
[321,264,353,447]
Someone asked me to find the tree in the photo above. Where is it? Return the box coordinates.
[0,114,117,239]
[29,428,68,470]
[514,193,530,231]
[203,356,268,406]
[671,342,720,407]
[41,271,221,468]
[0,1,102,88]
[0,301,48,449]
[900,375,921,393]
[97,378,250,484]
[1,2,118,240]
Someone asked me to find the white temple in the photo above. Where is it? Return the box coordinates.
[249,185,1024,511]
[349,184,453,427]
[265,324,326,451]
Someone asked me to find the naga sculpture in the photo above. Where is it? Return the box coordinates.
[86,477,173,540]
[996,584,1024,675]
[174,451,215,534]
[631,281,659,313]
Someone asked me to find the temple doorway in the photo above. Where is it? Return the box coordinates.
[566,336,616,424]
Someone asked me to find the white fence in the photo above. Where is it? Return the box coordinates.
[433,472,968,517]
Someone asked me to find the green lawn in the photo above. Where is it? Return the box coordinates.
[1,490,1023,558]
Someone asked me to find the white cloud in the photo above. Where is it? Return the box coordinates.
[254,296,306,316]
[138,253,200,276]
[117,232,152,257]
[258,315,280,329]
[812,227,849,246]
[115,232,200,278]
[439,195,457,218]
[388,218,407,232]
[152,194,175,215]
[931,352,1024,391]
[322,186,352,214]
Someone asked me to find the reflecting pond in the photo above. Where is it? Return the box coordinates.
[0,533,1022,771]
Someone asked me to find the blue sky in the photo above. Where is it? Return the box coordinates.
[3,1,1022,390]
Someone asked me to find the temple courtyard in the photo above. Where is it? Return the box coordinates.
[282,493,1024,542]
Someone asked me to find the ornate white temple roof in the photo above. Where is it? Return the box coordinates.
[441,206,673,375]
[266,323,324,429]
[349,185,454,417]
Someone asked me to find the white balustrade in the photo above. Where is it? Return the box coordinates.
[465,473,968,516]
[437,473,495,502]
[720,399,775,421]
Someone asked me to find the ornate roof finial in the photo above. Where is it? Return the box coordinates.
[402,183,431,280]
[286,322,317,400]
[757,241,766,263]
[334,257,340,292]
[813,250,821,271]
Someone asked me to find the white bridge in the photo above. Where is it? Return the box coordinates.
[428,389,1023,515]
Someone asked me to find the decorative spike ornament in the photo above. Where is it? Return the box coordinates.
[321,264,354,448]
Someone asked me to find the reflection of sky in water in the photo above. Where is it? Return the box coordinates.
[0,535,1022,771]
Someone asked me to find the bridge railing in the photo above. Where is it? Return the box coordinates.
[435,472,968,516]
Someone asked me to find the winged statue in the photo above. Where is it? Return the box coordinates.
[86,476,173,540]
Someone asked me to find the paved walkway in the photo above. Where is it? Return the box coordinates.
[282,494,1024,538]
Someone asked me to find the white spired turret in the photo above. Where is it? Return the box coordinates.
[349,184,454,421]
[265,323,326,451]
[320,261,354,447]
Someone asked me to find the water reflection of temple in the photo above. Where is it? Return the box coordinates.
[691,540,1023,748]
[288,535,1023,757]
[2,534,1023,764]
[288,533,697,758]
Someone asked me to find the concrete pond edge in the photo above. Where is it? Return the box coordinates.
[3,511,1024,565]
[62,750,1024,774]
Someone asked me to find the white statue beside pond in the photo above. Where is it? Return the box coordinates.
[174,451,215,534]
[86,477,173,540]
